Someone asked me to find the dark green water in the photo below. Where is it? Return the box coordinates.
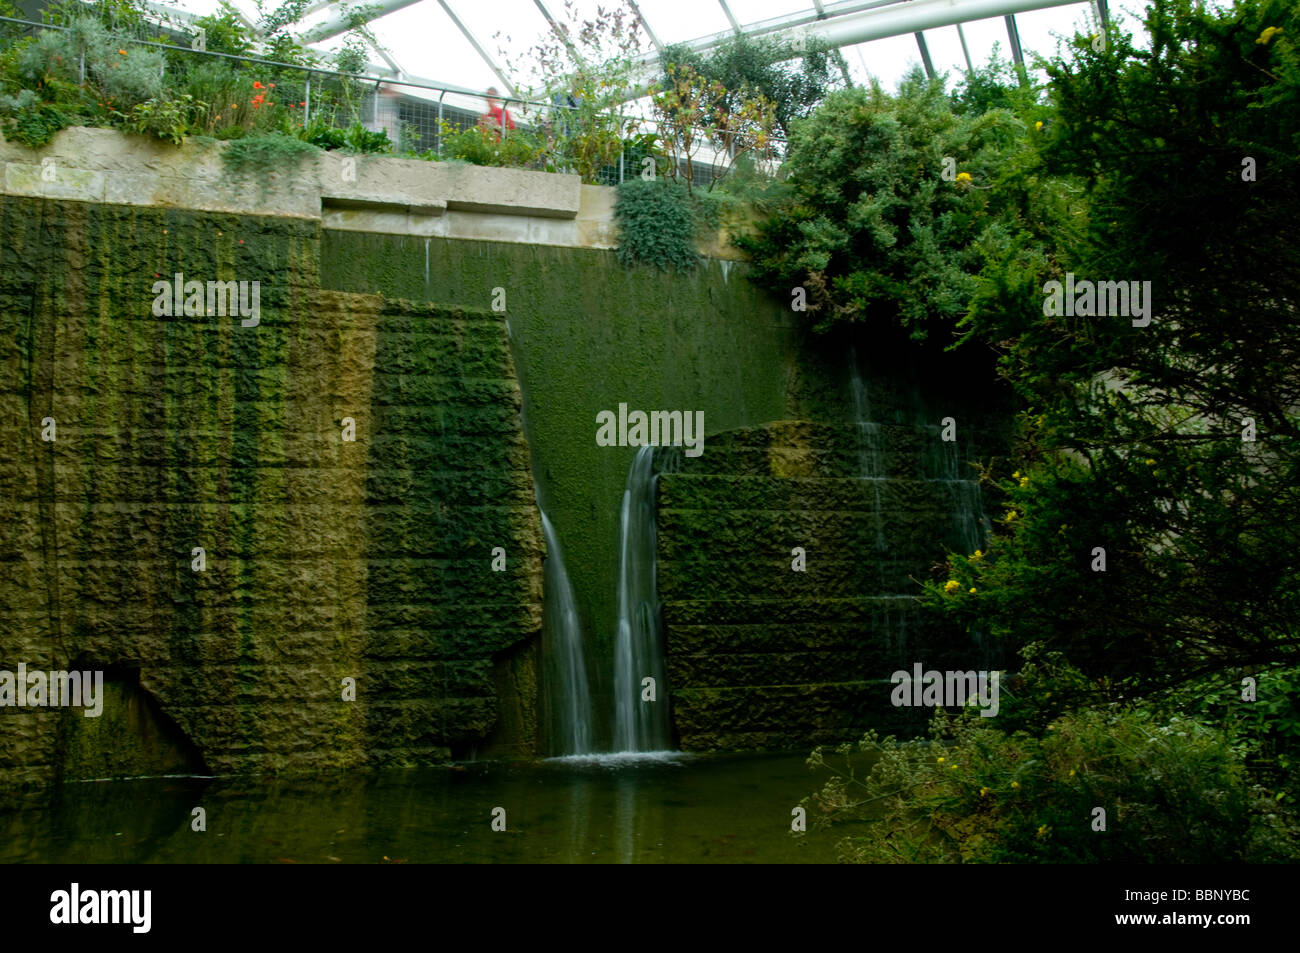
[1,752,841,864]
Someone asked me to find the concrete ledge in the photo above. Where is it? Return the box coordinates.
[322,193,447,217]
[0,126,750,257]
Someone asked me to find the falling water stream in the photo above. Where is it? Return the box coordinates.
[848,346,993,665]
[612,446,672,753]
[539,509,593,756]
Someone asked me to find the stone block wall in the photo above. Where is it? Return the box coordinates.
[0,195,542,785]
[658,419,1008,750]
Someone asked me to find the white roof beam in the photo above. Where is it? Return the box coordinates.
[914,30,935,79]
[717,0,742,33]
[434,0,518,98]
[627,0,664,54]
[1004,13,1027,83]
[299,0,425,42]
[956,21,975,75]
[622,0,1082,92]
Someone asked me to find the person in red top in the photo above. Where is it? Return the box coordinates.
[480,87,515,139]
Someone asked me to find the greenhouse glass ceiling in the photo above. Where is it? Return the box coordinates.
[122,0,1228,112]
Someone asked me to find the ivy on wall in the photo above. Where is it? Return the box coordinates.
[614,178,727,271]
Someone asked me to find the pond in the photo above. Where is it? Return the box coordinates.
[1,751,843,864]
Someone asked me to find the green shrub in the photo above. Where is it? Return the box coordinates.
[127,93,200,145]
[340,121,391,154]
[0,90,71,146]
[221,132,318,197]
[297,115,346,150]
[804,706,1285,863]
[291,117,391,153]
[438,121,542,168]
[613,178,708,270]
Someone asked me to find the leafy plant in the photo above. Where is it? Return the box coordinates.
[221,131,317,195]
[615,178,716,271]
[804,706,1283,863]
[438,120,541,168]
[740,71,1038,337]
[649,60,777,192]
[0,90,70,146]
[661,31,842,140]
[297,114,346,149]
[341,120,390,153]
[127,93,200,144]
[498,0,654,184]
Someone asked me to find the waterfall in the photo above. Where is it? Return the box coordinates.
[539,509,594,756]
[612,445,671,753]
[848,346,890,590]
[849,344,990,606]
[930,421,990,557]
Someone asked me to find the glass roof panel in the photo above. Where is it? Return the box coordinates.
[134,0,1226,97]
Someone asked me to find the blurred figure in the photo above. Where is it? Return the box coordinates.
[370,82,402,149]
[479,87,515,139]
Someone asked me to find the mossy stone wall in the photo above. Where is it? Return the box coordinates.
[0,195,541,784]
[658,415,1010,750]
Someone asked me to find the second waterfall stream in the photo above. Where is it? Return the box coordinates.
[612,445,672,753]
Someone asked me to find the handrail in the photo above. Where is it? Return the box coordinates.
[0,13,787,179]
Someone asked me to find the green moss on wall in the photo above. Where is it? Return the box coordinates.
[0,196,542,783]
[320,234,837,742]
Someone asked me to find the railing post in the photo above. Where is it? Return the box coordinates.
[437,91,445,158]
[304,72,311,124]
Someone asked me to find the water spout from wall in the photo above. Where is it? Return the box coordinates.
[540,509,594,756]
[612,445,672,753]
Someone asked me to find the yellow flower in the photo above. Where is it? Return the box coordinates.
[1037,824,1051,839]
[1069,769,1076,777]
[1145,458,1156,466]
[969,587,977,595]
[1004,510,1018,522]
[979,787,990,796]
[950,763,958,770]
[1019,476,1029,488]
[1012,471,1021,480]
[1257,26,1282,45]
[1011,781,1020,789]
[971,549,984,561]
[944,579,961,594]
[1035,120,1043,131]
[955,171,972,183]
[937,757,945,763]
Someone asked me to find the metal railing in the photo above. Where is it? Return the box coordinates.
[0,13,785,188]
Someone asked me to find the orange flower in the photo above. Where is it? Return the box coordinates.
[118,49,126,55]
[253,81,265,89]
[268,83,275,88]
[299,101,306,107]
